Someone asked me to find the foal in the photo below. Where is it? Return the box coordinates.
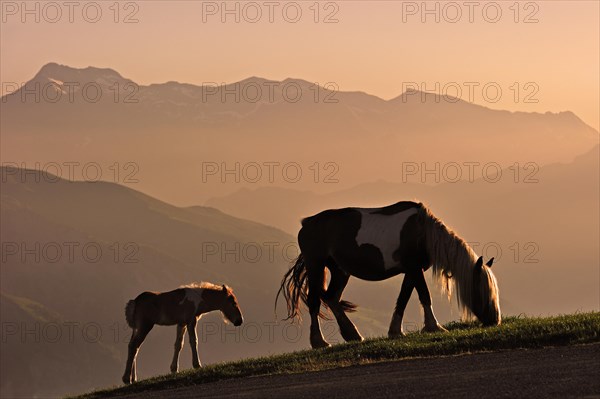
[122,282,243,384]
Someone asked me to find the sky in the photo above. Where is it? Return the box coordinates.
[1,0,599,130]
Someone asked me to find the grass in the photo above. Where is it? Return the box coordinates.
[74,312,600,398]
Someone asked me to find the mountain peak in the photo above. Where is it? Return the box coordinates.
[33,63,127,85]
[37,62,63,74]
[390,89,470,105]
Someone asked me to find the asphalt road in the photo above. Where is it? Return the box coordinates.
[116,344,600,399]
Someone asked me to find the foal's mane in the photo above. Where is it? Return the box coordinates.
[180,282,230,292]
[420,205,479,317]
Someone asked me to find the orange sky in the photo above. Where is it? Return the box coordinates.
[1,0,599,130]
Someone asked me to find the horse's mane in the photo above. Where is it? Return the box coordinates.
[420,204,497,318]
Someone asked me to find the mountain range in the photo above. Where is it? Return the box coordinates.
[2,63,598,204]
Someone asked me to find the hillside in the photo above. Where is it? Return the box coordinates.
[77,313,600,398]
[1,293,120,396]
[0,167,296,398]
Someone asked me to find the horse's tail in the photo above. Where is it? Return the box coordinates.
[124,299,136,328]
[275,253,308,321]
[339,300,358,313]
[275,253,357,321]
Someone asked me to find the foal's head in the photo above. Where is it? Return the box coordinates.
[470,256,501,326]
[217,285,243,326]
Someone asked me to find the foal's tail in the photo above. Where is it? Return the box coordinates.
[124,300,136,328]
[275,253,357,321]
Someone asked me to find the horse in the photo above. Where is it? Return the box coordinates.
[277,201,500,349]
[122,282,243,384]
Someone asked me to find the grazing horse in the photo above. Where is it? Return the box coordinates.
[277,201,500,349]
[122,282,243,384]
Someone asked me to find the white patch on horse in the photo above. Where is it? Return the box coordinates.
[180,288,204,310]
[355,207,418,270]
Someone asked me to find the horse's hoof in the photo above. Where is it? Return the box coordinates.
[193,364,202,369]
[122,376,131,385]
[387,330,406,339]
[422,324,448,333]
[310,336,331,349]
[342,331,364,343]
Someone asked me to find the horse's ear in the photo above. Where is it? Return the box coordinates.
[475,256,483,271]
[486,257,495,267]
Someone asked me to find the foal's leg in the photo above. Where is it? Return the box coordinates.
[122,323,153,384]
[306,260,330,349]
[388,273,415,338]
[322,268,363,343]
[131,358,137,383]
[187,318,201,368]
[170,324,187,373]
[412,269,447,332]
[123,330,137,384]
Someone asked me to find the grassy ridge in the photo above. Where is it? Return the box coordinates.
[76,312,600,398]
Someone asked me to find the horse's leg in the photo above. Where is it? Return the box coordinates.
[306,259,330,349]
[388,273,415,338]
[122,323,153,384]
[170,324,187,373]
[322,268,363,342]
[187,319,201,369]
[413,269,447,332]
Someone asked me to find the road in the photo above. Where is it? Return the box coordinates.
[116,344,600,398]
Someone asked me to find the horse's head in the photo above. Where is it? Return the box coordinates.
[470,256,501,326]
[219,285,243,326]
